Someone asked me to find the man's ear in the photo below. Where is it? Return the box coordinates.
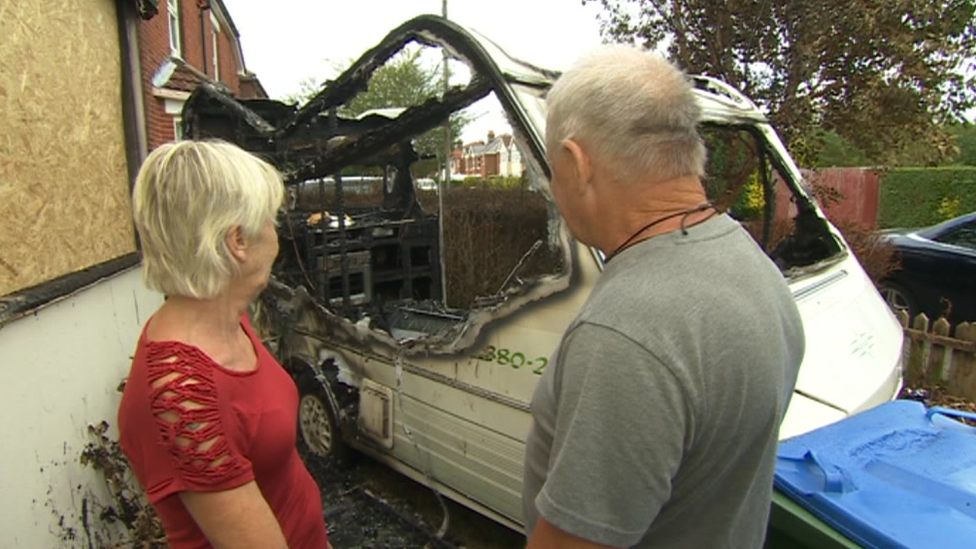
[226,225,248,262]
[562,138,592,193]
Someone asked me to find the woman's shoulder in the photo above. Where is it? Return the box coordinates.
[140,309,225,368]
[141,338,220,372]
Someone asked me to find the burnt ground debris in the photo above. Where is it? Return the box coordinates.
[299,446,524,549]
[302,449,457,549]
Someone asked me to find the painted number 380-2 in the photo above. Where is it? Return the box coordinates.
[474,345,549,375]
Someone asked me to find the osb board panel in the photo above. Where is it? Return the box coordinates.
[0,0,135,296]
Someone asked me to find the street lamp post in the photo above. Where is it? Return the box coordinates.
[439,0,450,306]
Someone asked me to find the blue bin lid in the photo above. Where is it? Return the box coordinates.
[775,400,976,549]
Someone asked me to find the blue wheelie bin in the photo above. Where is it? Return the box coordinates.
[767,400,976,549]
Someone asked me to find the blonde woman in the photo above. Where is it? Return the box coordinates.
[118,140,331,549]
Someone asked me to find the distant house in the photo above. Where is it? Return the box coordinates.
[139,0,266,149]
[453,130,523,179]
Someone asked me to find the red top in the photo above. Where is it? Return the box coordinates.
[118,314,329,549]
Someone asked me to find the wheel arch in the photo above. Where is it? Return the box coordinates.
[283,354,358,445]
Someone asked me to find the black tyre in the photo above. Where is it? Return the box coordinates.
[879,280,918,320]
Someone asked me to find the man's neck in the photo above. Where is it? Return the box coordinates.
[598,175,711,257]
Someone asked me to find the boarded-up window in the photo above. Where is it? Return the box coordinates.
[0,0,135,296]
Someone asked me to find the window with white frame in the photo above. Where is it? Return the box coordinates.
[210,12,220,80]
[173,117,184,141]
[167,0,181,56]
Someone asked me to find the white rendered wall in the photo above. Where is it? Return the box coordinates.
[0,267,163,548]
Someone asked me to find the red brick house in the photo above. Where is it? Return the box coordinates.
[139,0,266,149]
[452,130,523,179]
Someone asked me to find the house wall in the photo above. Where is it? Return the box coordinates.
[208,13,241,88]
[0,0,136,296]
[0,1,165,545]
[502,147,523,178]
[484,153,500,177]
[0,268,164,548]
[138,0,178,146]
[140,0,247,149]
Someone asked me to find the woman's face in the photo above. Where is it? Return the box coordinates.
[235,220,279,297]
[251,221,280,287]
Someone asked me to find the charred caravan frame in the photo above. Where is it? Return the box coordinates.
[175,15,896,532]
[182,17,837,347]
[181,18,558,344]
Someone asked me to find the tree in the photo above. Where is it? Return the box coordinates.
[584,0,976,165]
[281,75,325,106]
[949,123,976,165]
[815,131,870,168]
[284,48,468,178]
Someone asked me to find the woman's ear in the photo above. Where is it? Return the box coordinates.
[226,225,248,262]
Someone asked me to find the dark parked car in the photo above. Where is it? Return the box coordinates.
[879,211,976,324]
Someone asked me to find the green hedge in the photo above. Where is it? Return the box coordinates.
[453,175,524,189]
[878,167,976,229]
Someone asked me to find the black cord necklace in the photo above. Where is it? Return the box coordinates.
[604,202,716,263]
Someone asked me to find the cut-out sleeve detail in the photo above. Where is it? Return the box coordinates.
[145,342,252,490]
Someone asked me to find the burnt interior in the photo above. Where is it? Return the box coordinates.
[182,18,563,345]
[185,92,481,341]
[181,16,840,348]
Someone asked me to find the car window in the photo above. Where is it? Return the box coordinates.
[936,220,976,251]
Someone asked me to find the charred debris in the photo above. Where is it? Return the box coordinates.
[181,16,842,356]
[181,16,569,355]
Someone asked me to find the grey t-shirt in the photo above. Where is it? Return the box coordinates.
[522,214,804,548]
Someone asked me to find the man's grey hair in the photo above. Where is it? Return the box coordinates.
[546,45,706,183]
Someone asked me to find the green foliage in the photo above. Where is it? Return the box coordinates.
[878,168,976,228]
[587,0,976,165]
[341,49,438,115]
[280,74,326,106]
[700,126,769,220]
[815,131,871,168]
[949,124,976,166]
[341,48,468,177]
[813,124,976,168]
[937,196,962,221]
[456,175,524,189]
[786,133,822,169]
[282,48,469,178]
[731,175,765,221]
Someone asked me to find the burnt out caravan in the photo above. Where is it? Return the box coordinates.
[181,15,903,531]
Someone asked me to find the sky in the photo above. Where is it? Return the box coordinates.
[220,0,607,141]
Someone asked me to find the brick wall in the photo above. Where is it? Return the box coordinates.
[484,153,500,177]
[202,10,243,95]
[139,3,174,148]
[139,0,248,150]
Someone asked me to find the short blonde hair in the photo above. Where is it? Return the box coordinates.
[132,140,284,299]
[546,45,706,184]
